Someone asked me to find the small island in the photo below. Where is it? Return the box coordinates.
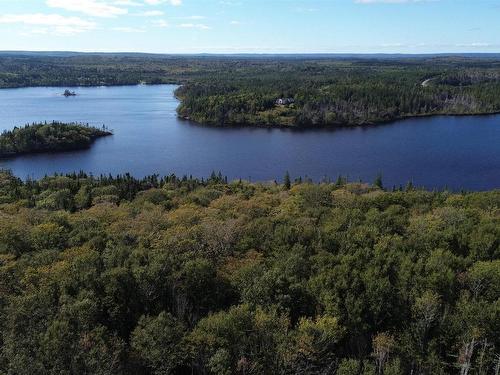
[63,89,77,97]
[0,121,112,158]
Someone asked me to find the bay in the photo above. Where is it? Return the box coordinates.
[0,84,499,190]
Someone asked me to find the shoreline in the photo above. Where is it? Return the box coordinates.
[2,82,499,130]
[0,82,181,90]
[179,110,500,131]
[0,124,112,159]
[0,168,497,193]
[0,138,112,159]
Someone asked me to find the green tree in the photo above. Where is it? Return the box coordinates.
[374,174,384,190]
[189,305,288,374]
[131,312,187,375]
[284,171,291,190]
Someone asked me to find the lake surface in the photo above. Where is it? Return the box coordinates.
[0,84,499,190]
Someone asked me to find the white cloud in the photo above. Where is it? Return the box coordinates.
[179,23,211,30]
[181,15,206,20]
[113,0,143,6]
[111,26,146,32]
[0,13,96,35]
[455,42,491,47]
[0,13,95,29]
[46,0,128,18]
[230,20,241,25]
[144,0,182,5]
[136,10,165,16]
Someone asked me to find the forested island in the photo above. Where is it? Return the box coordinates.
[0,122,112,158]
[2,53,500,127]
[0,169,498,374]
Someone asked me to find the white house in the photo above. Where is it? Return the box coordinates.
[276,98,295,105]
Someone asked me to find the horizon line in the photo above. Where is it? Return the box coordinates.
[2,50,500,57]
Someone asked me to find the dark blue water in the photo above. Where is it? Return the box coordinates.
[0,84,499,190]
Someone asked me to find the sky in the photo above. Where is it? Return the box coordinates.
[0,0,500,54]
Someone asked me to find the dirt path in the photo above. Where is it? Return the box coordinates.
[421,78,436,87]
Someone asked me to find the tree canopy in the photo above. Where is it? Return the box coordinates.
[0,169,498,374]
[0,122,112,157]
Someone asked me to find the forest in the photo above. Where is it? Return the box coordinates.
[0,122,112,157]
[0,169,498,374]
[174,58,500,127]
[2,53,500,127]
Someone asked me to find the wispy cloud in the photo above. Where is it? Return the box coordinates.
[111,26,146,32]
[0,13,95,27]
[379,43,406,47]
[180,15,206,20]
[113,0,143,6]
[455,42,491,47]
[0,13,96,35]
[144,0,182,5]
[135,10,164,16]
[178,23,211,30]
[46,0,127,18]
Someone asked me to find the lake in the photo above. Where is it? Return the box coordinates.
[0,84,499,190]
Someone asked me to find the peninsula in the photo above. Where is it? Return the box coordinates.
[1,53,500,128]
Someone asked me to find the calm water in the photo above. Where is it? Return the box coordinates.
[0,84,499,190]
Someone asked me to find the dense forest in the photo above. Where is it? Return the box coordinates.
[0,169,498,374]
[0,122,112,157]
[2,53,500,127]
[0,53,229,87]
[175,58,500,127]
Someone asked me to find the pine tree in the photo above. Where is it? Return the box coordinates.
[284,171,291,190]
[374,173,383,189]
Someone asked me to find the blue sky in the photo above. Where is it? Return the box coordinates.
[1,0,499,53]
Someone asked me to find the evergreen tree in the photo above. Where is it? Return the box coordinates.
[284,171,291,190]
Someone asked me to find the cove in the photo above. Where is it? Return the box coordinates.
[0,84,499,191]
